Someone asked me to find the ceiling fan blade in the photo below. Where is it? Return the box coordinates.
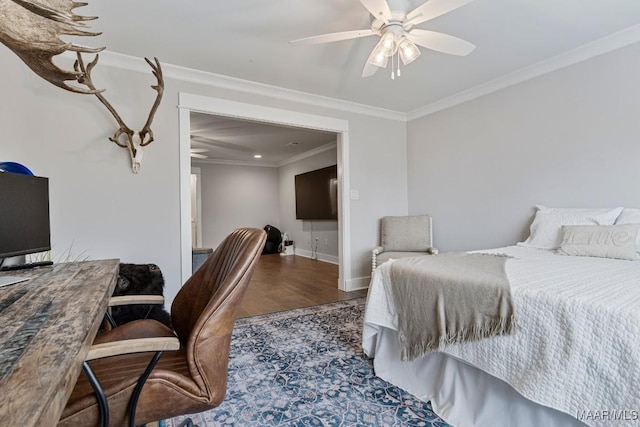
[190,153,207,159]
[359,0,392,23]
[190,148,208,153]
[362,62,380,78]
[407,29,475,56]
[290,29,375,45]
[405,0,474,26]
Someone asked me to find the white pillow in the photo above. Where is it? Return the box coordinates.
[558,224,639,260]
[615,208,640,224]
[614,207,640,251]
[519,206,624,250]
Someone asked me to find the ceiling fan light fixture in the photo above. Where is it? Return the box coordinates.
[379,32,396,56]
[371,52,388,68]
[398,37,421,65]
[368,41,389,68]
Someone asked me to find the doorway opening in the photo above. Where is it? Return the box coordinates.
[178,93,351,290]
[188,112,338,265]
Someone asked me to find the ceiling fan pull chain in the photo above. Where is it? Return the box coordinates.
[391,52,395,80]
[397,51,401,77]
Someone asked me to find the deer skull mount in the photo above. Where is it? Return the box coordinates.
[75,54,164,173]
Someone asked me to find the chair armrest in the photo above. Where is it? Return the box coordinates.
[82,335,180,425]
[109,295,165,306]
[427,247,439,255]
[372,246,384,255]
[86,336,180,361]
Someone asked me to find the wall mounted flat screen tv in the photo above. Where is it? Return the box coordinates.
[295,165,338,220]
[0,172,51,259]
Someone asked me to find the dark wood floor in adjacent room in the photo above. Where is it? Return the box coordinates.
[237,254,368,318]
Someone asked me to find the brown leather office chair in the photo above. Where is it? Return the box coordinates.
[58,228,267,427]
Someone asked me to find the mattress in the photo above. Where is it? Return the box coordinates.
[363,246,640,427]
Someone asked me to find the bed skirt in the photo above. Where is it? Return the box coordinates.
[369,327,587,427]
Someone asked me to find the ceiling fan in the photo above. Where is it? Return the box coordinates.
[190,148,208,159]
[290,0,476,78]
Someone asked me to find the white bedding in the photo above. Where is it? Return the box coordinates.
[363,246,640,427]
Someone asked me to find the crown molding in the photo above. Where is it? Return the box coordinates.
[278,142,337,167]
[65,23,640,124]
[87,51,406,122]
[406,23,640,121]
[191,158,278,168]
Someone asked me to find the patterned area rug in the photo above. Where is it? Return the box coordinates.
[162,298,450,427]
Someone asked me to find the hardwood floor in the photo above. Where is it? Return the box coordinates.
[237,254,368,318]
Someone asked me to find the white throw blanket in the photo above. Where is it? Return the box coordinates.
[388,253,515,361]
[363,246,640,427]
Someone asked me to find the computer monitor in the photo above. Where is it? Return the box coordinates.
[0,171,51,260]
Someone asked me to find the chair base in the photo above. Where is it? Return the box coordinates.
[176,418,195,427]
[143,418,194,427]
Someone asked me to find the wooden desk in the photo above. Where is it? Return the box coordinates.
[0,259,119,426]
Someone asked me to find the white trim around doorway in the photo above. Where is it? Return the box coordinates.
[178,93,351,291]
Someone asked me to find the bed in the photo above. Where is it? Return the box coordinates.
[362,207,640,427]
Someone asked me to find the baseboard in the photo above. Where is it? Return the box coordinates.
[294,248,339,265]
[344,276,371,292]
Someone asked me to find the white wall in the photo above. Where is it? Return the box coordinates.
[278,148,338,263]
[195,163,280,250]
[7,39,634,301]
[407,42,640,252]
[8,39,634,299]
[1,48,408,303]
[1,51,182,301]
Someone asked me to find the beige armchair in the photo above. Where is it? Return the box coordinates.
[372,215,438,273]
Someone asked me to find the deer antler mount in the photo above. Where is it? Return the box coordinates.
[1,0,104,93]
[76,53,164,173]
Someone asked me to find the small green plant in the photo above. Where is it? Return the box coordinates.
[26,240,90,264]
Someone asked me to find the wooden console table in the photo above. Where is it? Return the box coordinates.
[0,259,119,426]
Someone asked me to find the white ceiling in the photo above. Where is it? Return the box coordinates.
[83,0,640,113]
[79,0,640,162]
[189,112,336,165]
